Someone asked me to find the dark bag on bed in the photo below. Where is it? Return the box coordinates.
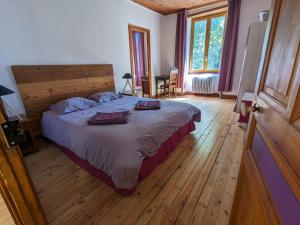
[88,111,129,125]
[135,100,161,110]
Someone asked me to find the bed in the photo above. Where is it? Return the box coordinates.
[12,64,201,194]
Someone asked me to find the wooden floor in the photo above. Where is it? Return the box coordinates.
[0,195,15,225]
[23,96,244,225]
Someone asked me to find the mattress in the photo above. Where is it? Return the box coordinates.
[41,96,201,190]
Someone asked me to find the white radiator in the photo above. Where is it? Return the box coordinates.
[192,76,214,94]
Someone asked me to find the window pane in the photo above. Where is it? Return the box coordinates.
[207,16,226,70]
[192,20,207,70]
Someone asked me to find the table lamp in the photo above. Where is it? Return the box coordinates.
[0,85,14,119]
[122,73,133,92]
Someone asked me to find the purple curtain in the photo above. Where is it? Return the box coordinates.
[218,0,241,92]
[133,31,146,87]
[175,9,187,89]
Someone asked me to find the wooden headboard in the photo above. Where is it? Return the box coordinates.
[12,64,115,118]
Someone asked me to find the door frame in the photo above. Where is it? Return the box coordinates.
[0,111,48,225]
[128,24,152,97]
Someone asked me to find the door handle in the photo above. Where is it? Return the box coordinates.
[241,102,260,117]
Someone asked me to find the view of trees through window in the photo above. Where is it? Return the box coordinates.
[190,13,226,73]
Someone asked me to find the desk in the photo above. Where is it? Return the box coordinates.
[155,75,170,98]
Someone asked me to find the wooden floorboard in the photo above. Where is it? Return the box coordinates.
[0,195,15,225]
[21,96,244,225]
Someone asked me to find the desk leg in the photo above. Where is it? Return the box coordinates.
[164,80,166,97]
[155,79,158,98]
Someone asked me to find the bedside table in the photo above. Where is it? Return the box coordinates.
[119,91,137,96]
[19,117,40,155]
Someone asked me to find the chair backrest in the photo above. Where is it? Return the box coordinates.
[169,67,178,86]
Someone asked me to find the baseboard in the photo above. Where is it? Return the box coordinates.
[185,92,237,99]
[152,92,237,99]
[183,92,220,97]
[152,93,167,98]
[152,92,185,98]
[220,93,237,100]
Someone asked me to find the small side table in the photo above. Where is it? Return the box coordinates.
[119,91,137,97]
[19,117,40,155]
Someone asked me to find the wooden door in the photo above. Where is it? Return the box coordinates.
[230,0,300,224]
[0,112,48,225]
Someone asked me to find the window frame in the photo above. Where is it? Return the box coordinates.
[189,12,227,74]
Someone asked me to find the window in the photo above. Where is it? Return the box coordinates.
[189,13,227,74]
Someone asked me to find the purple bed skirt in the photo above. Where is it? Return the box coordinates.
[61,119,196,195]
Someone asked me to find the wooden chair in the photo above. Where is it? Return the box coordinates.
[160,67,178,98]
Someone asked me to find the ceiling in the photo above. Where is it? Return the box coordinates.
[132,0,227,15]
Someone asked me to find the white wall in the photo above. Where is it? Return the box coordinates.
[0,0,163,114]
[229,0,271,95]
[160,14,177,74]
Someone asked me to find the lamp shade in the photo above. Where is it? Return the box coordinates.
[0,85,14,97]
[122,73,133,79]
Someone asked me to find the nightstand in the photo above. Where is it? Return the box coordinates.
[19,116,40,155]
[119,91,137,96]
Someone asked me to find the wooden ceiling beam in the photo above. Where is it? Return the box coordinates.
[132,0,227,15]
